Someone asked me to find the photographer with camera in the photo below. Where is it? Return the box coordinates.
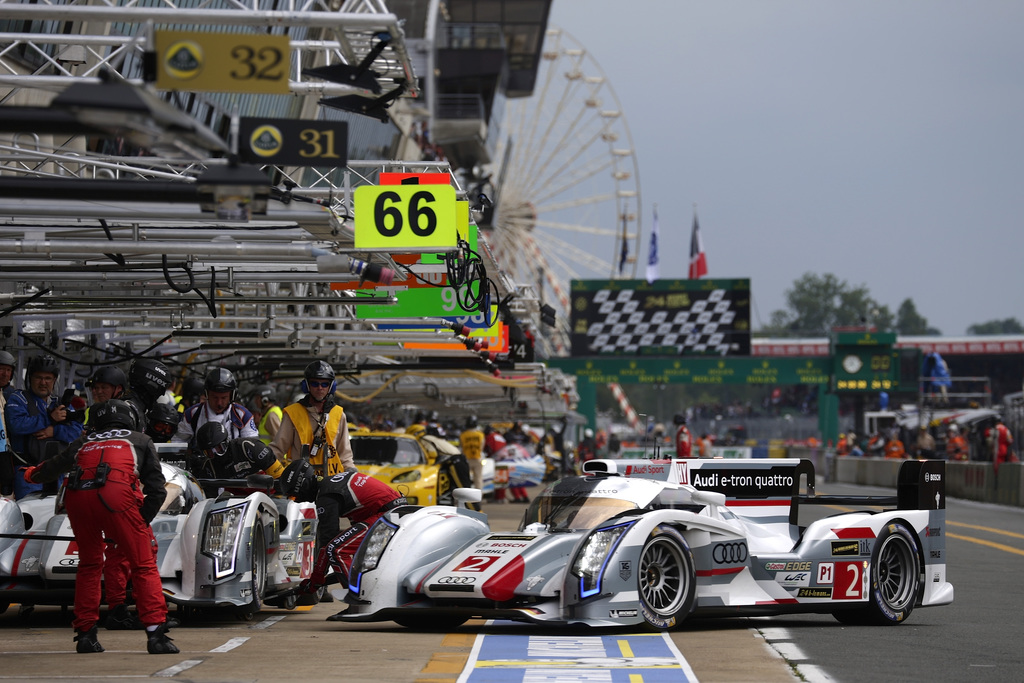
[0,350,16,498]
[4,354,84,499]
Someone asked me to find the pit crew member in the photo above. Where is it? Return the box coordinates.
[281,461,405,620]
[193,421,285,481]
[269,361,354,475]
[173,367,258,446]
[459,415,486,490]
[22,399,178,654]
[673,412,693,458]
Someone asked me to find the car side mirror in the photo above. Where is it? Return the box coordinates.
[453,487,482,508]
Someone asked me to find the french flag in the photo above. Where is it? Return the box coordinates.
[688,211,707,279]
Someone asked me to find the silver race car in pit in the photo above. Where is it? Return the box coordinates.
[340,457,952,630]
[0,458,316,618]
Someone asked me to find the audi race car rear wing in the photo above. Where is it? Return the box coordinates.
[583,458,945,525]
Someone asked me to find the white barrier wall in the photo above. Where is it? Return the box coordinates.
[788,446,1024,508]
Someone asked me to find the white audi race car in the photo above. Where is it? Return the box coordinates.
[0,458,315,618]
[339,457,952,630]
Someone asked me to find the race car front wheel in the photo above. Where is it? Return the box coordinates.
[238,524,268,620]
[638,526,696,630]
[834,522,920,626]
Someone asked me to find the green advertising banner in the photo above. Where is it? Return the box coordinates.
[548,356,831,385]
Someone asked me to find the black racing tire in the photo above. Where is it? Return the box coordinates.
[832,522,920,626]
[0,603,8,616]
[637,526,696,630]
[394,614,468,630]
[237,524,267,619]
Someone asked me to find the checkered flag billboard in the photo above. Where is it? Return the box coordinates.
[570,279,750,357]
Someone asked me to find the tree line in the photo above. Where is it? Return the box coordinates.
[758,272,1022,337]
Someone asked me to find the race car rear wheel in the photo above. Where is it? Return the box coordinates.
[834,522,920,625]
[638,526,696,630]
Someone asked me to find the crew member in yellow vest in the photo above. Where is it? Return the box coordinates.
[254,384,283,445]
[269,361,353,476]
[459,415,486,490]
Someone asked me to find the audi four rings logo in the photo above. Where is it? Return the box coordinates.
[437,576,476,584]
[88,428,132,440]
[712,542,748,564]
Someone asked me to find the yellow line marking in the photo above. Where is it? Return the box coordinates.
[630,675,644,683]
[420,653,469,674]
[947,532,1024,557]
[618,639,634,658]
[441,633,476,648]
[948,521,1024,540]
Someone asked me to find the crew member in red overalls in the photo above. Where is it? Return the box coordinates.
[281,461,405,620]
[991,418,1015,474]
[674,413,694,458]
[23,399,177,655]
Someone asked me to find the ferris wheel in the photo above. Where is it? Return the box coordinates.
[486,28,642,350]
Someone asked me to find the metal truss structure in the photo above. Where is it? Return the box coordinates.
[0,0,577,423]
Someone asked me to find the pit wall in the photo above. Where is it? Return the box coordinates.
[787,446,1024,508]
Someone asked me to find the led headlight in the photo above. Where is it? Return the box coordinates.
[202,503,247,579]
[571,522,633,598]
[349,518,398,593]
[391,470,422,484]
[357,519,397,572]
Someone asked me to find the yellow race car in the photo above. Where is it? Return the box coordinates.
[349,431,471,506]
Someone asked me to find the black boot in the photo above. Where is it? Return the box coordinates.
[74,626,105,653]
[106,604,143,630]
[146,623,180,655]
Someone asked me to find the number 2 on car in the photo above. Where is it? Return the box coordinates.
[354,184,458,250]
[451,555,500,572]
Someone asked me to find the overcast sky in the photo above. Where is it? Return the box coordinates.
[546,1,1024,336]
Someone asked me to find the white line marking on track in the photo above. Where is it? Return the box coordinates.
[210,637,250,653]
[772,642,809,662]
[153,659,203,677]
[797,664,837,682]
[756,627,793,641]
[249,615,286,630]
[0,676,149,679]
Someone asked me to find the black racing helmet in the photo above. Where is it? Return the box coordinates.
[466,415,478,428]
[303,360,335,392]
[304,360,335,380]
[196,421,230,458]
[279,460,319,502]
[129,358,171,402]
[145,402,180,440]
[181,375,205,403]
[26,354,60,382]
[255,383,276,405]
[673,413,687,425]
[91,398,138,431]
[204,367,238,398]
[90,366,127,390]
